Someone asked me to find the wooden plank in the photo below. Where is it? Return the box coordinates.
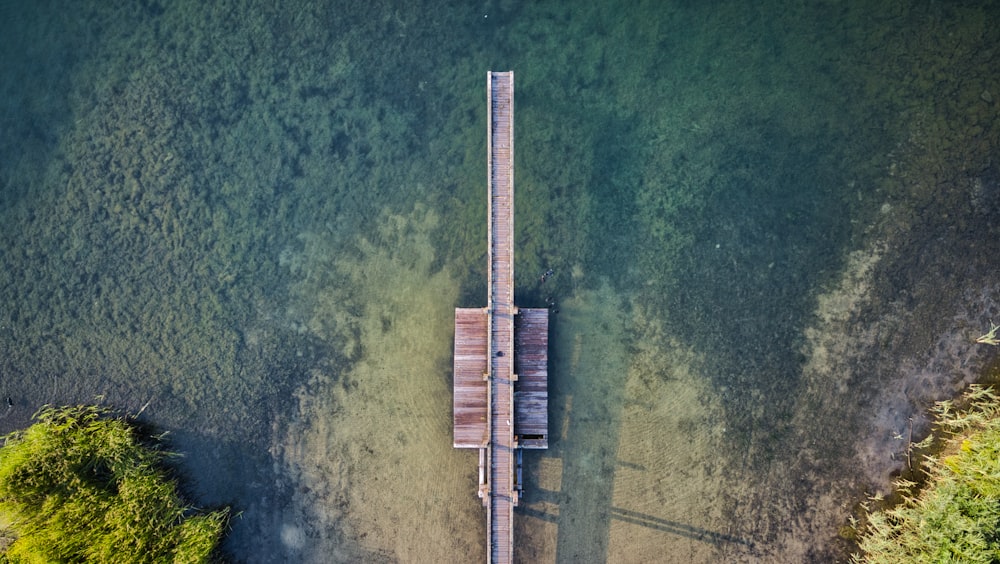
[454,308,488,448]
[515,308,548,448]
[488,70,515,564]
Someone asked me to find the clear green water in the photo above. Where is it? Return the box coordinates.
[2,1,999,561]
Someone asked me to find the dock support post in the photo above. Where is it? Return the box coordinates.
[479,448,486,489]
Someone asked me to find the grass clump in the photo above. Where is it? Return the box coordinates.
[0,405,228,563]
[853,385,1000,563]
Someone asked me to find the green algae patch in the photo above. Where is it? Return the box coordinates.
[854,386,1000,563]
[0,405,228,563]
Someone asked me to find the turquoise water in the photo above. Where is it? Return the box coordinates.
[2,1,999,561]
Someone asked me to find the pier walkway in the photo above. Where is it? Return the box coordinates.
[488,69,516,564]
[453,71,549,564]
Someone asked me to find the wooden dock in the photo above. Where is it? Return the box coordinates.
[453,71,548,564]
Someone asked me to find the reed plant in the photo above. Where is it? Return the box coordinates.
[853,385,1000,563]
[0,405,228,563]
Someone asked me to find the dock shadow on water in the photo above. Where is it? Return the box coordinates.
[516,281,746,562]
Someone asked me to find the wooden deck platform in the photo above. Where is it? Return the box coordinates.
[454,308,489,448]
[452,71,549,564]
[454,307,548,449]
[514,309,548,449]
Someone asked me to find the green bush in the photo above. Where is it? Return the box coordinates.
[853,385,1000,563]
[0,405,228,563]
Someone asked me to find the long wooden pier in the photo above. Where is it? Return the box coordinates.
[487,68,517,564]
[453,71,549,564]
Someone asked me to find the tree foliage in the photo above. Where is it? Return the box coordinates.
[0,405,228,563]
[854,385,1000,563]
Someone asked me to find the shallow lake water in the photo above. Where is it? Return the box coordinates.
[1,1,999,561]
